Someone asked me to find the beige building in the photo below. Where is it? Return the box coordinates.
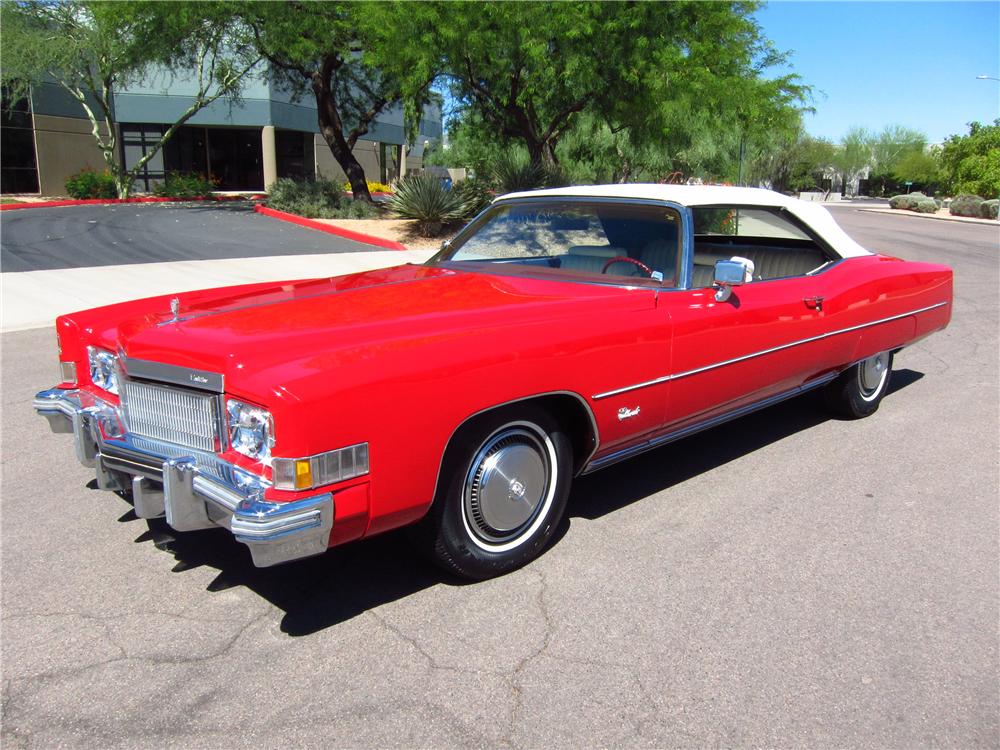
[1,66,441,195]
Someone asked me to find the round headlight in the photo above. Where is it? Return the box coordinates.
[87,347,119,395]
[226,399,274,461]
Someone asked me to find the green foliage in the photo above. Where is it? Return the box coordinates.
[866,125,928,195]
[939,120,1000,198]
[266,177,344,218]
[830,126,872,194]
[405,2,807,171]
[949,194,985,217]
[911,199,938,213]
[557,111,680,184]
[451,177,494,218]
[336,199,379,220]
[889,192,930,210]
[747,126,836,193]
[65,168,117,199]
[387,175,468,235]
[1,1,259,198]
[425,116,508,177]
[238,1,437,201]
[891,147,941,194]
[980,199,999,220]
[152,172,215,199]
[491,152,548,194]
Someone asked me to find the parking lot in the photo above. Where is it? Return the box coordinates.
[1,206,997,747]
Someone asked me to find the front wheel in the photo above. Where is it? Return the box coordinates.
[413,407,573,580]
[824,350,894,418]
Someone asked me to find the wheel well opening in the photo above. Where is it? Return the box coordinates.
[453,394,596,476]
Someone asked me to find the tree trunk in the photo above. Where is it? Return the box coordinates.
[312,60,373,203]
[101,149,132,199]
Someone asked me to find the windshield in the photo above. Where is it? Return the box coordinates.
[430,200,683,286]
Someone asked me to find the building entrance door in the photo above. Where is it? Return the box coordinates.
[207,128,263,191]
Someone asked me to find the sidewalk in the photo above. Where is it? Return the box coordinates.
[1,249,434,333]
[859,207,999,225]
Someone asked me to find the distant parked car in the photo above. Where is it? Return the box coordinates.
[35,185,952,579]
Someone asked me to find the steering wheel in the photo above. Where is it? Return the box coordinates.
[602,256,653,277]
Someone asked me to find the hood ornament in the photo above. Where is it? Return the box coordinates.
[169,297,180,322]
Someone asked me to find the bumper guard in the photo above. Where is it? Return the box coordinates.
[34,388,334,567]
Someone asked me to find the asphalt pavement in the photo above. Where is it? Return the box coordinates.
[1,207,997,747]
[0,201,375,273]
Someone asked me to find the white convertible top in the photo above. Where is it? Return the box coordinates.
[497,184,872,259]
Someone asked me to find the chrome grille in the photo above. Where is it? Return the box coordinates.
[121,379,221,452]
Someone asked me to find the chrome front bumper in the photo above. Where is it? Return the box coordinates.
[34,388,334,568]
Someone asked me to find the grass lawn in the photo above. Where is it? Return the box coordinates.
[0,198,24,204]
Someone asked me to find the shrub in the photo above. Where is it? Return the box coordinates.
[912,199,938,213]
[492,152,547,194]
[949,193,985,217]
[452,177,494,218]
[342,179,393,194]
[153,172,215,199]
[387,175,469,235]
[336,199,379,219]
[266,177,343,217]
[65,168,116,199]
[980,199,999,220]
[889,192,929,210]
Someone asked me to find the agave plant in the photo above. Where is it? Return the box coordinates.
[491,152,547,194]
[387,175,469,236]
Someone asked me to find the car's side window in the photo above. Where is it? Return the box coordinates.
[690,207,835,288]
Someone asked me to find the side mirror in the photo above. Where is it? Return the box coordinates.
[440,239,452,253]
[713,257,754,302]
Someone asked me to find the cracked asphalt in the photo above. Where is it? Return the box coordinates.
[1,208,997,747]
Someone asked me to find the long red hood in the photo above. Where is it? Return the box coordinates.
[68,264,656,403]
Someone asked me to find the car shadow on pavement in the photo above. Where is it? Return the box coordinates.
[128,368,923,636]
[568,368,923,521]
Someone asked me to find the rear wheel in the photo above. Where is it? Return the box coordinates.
[413,406,573,580]
[825,350,894,418]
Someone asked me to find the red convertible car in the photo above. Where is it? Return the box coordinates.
[35,185,952,579]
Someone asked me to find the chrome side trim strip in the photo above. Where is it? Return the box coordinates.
[583,373,838,474]
[592,301,948,400]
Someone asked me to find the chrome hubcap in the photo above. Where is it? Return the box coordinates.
[464,427,550,544]
[859,351,890,397]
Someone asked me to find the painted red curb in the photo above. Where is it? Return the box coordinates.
[0,194,266,211]
[254,204,407,251]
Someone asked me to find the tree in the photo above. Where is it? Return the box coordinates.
[867,124,926,196]
[748,126,836,193]
[893,147,941,193]
[409,1,801,170]
[0,1,260,198]
[939,120,1000,197]
[831,127,872,196]
[238,2,436,202]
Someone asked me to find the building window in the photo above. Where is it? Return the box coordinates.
[120,123,167,193]
[1,86,40,194]
[122,124,265,193]
[276,129,308,180]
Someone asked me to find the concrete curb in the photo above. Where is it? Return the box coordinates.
[0,195,266,211]
[254,204,407,250]
[859,208,999,226]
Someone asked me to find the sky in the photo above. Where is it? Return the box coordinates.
[755,1,1000,144]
